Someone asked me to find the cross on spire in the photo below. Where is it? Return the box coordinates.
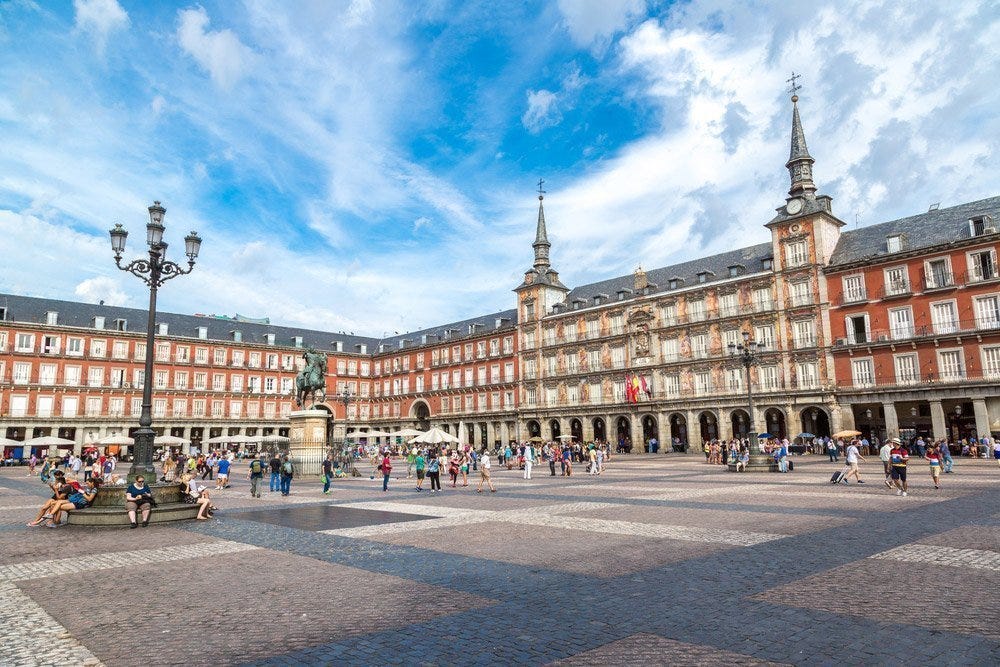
[786,71,802,100]
[537,178,546,199]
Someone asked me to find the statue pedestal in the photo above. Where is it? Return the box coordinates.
[288,409,328,477]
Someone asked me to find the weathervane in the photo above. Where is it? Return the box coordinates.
[537,177,546,199]
[787,71,802,101]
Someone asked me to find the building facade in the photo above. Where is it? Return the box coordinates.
[2,95,999,457]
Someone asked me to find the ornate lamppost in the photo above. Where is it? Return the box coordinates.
[109,202,202,482]
[335,388,356,447]
[728,330,771,471]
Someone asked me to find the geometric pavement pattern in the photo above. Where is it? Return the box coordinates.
[0,455,997,666]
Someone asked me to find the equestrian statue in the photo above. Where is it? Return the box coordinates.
[295,348,327,407]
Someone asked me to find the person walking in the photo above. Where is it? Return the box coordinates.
[827,439,839,463]
[477,448,496,493]
[322,454,334,494]
[247,456,265,498]
[269,452,282,493]
[279,455,293,496]
[925,443,942,489]
[547,445,557,476]
[405,447,416,479]
[215,454,231,490]
[379,451,392,492]
[844,440,865,483]
[888,438,909,496]
[427,449,441,493]
[879,439,893,488]
[940,440,954,473]
[993,438,1000,467]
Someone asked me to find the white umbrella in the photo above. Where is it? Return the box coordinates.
[388,428,424,437]
[156,434,191,446]
[408,427,461,445]
[97,435,135,446]
[363,430,392,438]
[0,437,24,447]
[203,435,240,444]
[24,436,76,447]
[557,434,574,440]
[261,435,290,444]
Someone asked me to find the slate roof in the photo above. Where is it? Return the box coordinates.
[0,293,518,355]
[562,242,774,306]
[829,196,1000,267]
[378,309,518,351]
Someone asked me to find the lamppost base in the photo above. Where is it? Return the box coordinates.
[728,454,780,473]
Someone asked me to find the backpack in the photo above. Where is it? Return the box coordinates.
[250,460,262,474]
[282,461,293,477]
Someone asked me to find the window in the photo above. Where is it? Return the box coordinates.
[213,348,226,365]
[232,350,244,367]
[697,272,708,284]
[846,314,869,344]
[41,335,59,355]
[790,280,811,307]
[232,330,242,343]
[753,325,774,349]
[110,368,126,388]
[662,374,680,397]
[930,301,958,334]
[88,397,104,417]
[695,371,712,395]
[884,266,910,295]
[586,319,599,339]
[10,395,28,416]
[728,266,741,278]
[894,354,919,385]
[503,336,513,354]
[248,352,261,368]
[175,346,189,362]
[886,235,902,253]
[89,367,105,387]
[15,333,35,352]
[668,278,679,290]
[609,314,624,335]
[982,347,1000,379]
[660,303,677,325]
[194,372,207,390]
[13,362,31,384]
[131,398,142,416]
[852,358,875,387]
[610,346,626,368]
[968,249,998,282]
[155,343,170,362]
[490,339,499,356]
[93,316,105,330]
[37,396,54,417]
[725,368,743,392]
[976,296,1000,330]
[785,240,808,267]
[174,371,188,390]
[132,369,144,387]
[759,365,780,390]
[134,343,146,361]
[690,334,708,359]
[476,341,486,358]
[66,338,83,356]
[213,374,225,391]
[504,362,514,381]
[62,396,78,418]
[793,320,815,348]
[39,364,56,385]
[924,258,952,289]
[796,362,818,388]
[937,349,965,380]
[195,347,208,364]
[586,349,599,371]
[723,329,741,352]
[842,274,866,302]
[970,215,995,236]
[172,399,187,417]
[888,307,914,340]
[718,292,738,317]
[112,341,128,359]
[753,287,772,311]
[687,299,705,322]
[197,326,208,339]
[153,370,167,389]
[662,338,679,361]
[762,258,773,271]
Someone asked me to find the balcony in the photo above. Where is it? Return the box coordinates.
[789,294,814,308]
[922,272,956,291]
[838,288,868,305]
[963,268,1000,284]
[877,281,912,299]
[836,317,1000,348]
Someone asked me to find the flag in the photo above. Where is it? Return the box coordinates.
[631,374,641,402]
[640,374,651,399]
[624,373,636,403]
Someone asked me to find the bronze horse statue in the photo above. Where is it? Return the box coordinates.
[295,348,327,407]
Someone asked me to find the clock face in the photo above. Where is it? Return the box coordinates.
[785,198,802,214]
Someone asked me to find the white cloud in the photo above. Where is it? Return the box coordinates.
[74,276,130,306]
[73,0,128,51]
[412,216,431,232]
[176,6,254,90]
[557,0,645,49]
[522,89,560,133]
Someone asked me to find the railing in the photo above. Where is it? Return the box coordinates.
[876,282,912,299]
[837,289,868,305]
[922,273,955,290]
[835,317,1000,347]
[835,368,1000,391]
[963,268,1000,284]
[790,294,815,307]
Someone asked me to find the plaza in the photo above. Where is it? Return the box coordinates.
[1,454,998,666]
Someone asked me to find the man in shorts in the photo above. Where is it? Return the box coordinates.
[879,438,893,487]
[888,437,909,496]
[477,447,496,493]
[844,439,865,483]
[215,455,231,490]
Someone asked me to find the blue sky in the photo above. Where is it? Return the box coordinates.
[1,0,999,334]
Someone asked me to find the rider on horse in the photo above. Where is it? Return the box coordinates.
[295,348,327,407]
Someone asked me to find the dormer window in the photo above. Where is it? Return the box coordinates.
[158,323,169,336]
[265,333,276,346]
[762,258,773,271]
[231,330,242,342]
[293,336,303,348]
[93,316,105,330]
[668,279,679,290]
[886,235,902,253]
[728,265,743,278]
[197,326,207,339]
[970,215,996,237]
[46,311,58,325]
[115,318,128,332]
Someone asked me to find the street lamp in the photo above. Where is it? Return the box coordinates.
[728,330,768,469]
[336,388,356,447]
[110,201,202,482]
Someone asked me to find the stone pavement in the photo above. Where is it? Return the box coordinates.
[0,453,998,666]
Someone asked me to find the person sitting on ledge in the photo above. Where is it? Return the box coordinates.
[125,476,154,528]
[736,449,750,472]
[181,472,213,520]
[46,478,102,527]
[27,472,73,526]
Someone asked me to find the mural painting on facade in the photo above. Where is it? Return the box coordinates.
[627,305,654,358]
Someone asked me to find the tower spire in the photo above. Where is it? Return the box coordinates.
[785,72,816,198]
[532,178,550,271]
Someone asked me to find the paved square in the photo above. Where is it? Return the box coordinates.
[1,454,997,665]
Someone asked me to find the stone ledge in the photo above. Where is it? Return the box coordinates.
[66,502,200,526]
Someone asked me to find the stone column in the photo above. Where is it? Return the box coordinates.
[485,422,495,449]
[784,405,797,439]
[972,399,990,439]
[629,415,642,453]
[883,402,899,439]
[929,400,946,441]
[582,417,595,442]
[687,410,699,447]
[500,421,510,446]
[719,409,734,441]
[832,403,855,434]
